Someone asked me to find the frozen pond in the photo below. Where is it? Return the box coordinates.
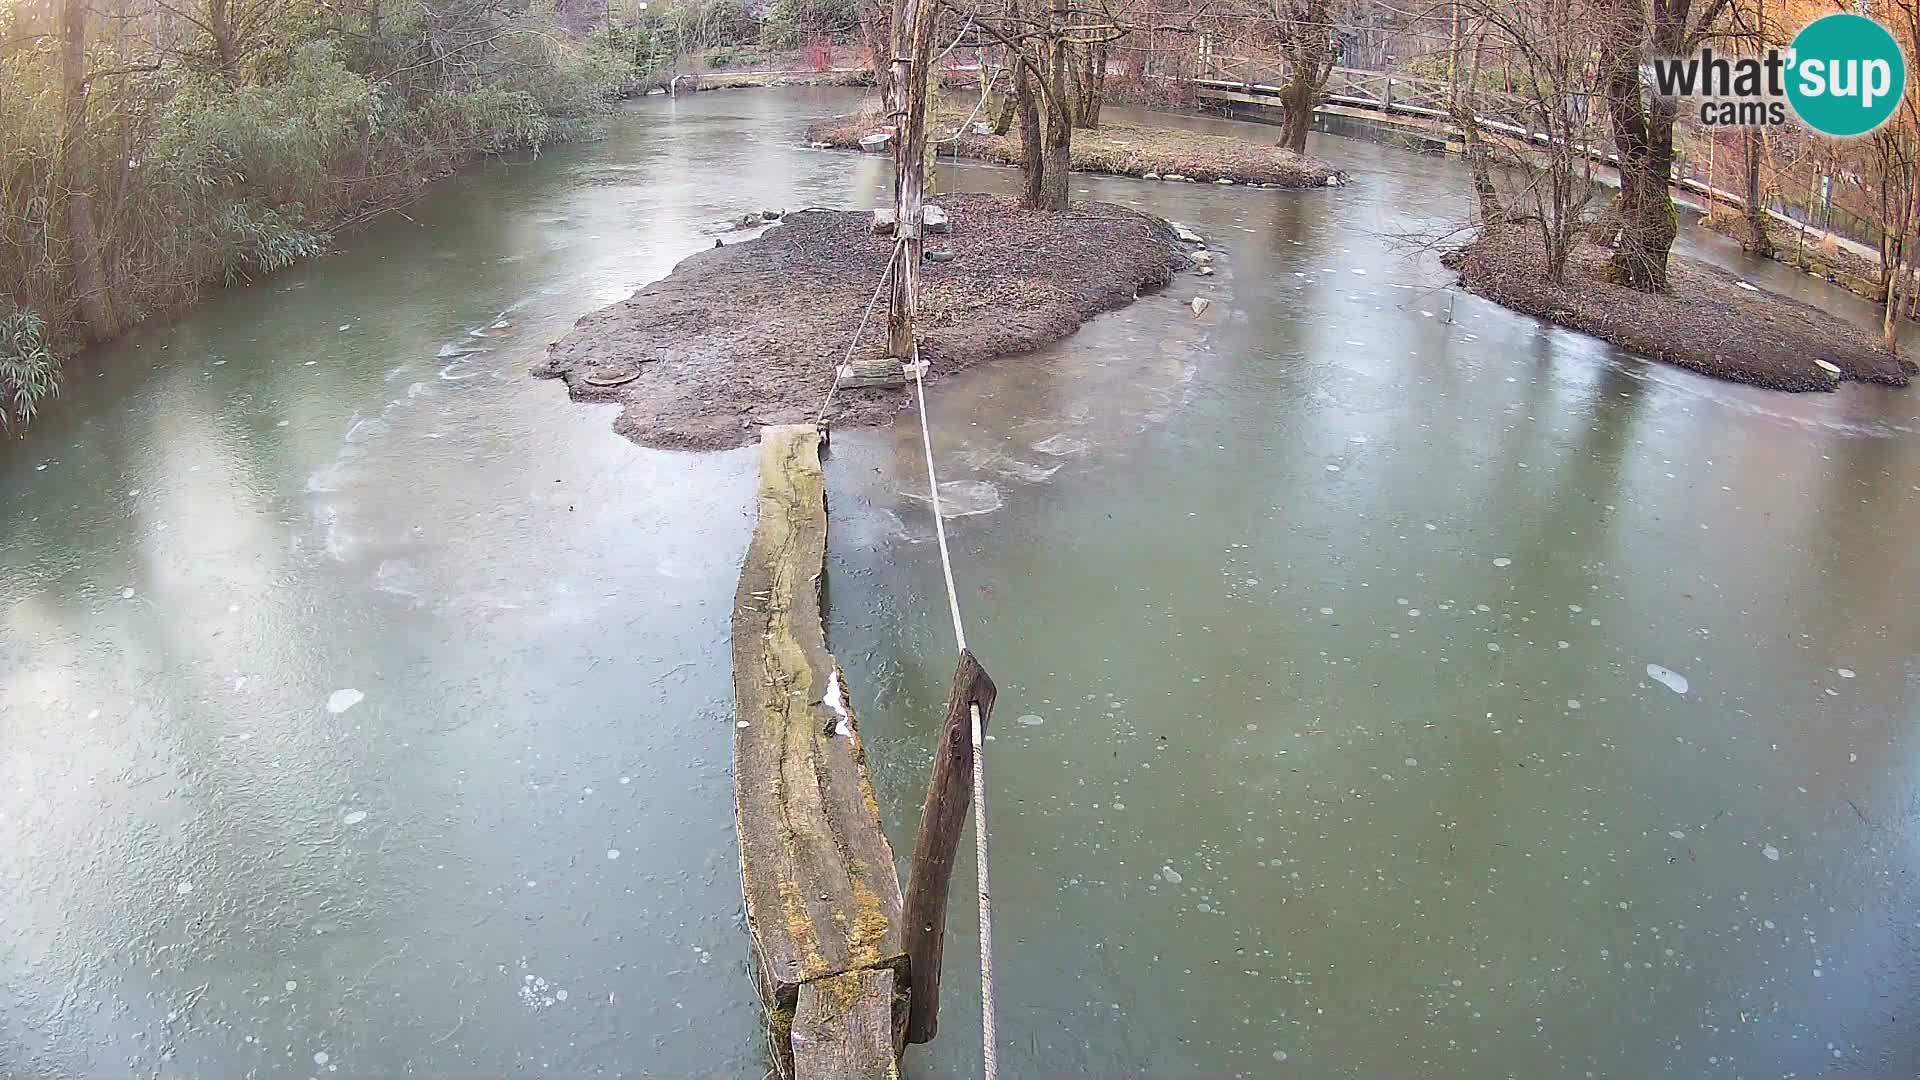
[4,88,1919,1077]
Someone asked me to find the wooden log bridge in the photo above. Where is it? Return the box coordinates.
[732,424,907,1079]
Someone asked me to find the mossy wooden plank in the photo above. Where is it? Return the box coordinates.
[733,425,907,1020]
[792,971,902,1080]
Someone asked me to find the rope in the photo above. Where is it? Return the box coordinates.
[805,209,1000,1078]
[907,341,997,1080]
[816,235,908,426]
[937,64,1004,149]
[933,14,976,67]
[970,696,996,1080]
[909,343,969,654]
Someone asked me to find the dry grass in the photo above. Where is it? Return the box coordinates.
[807,102,1344,189]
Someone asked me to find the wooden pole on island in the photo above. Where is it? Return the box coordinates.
[902,648,997,1044]
[886,0,937,361]
[884,0,1006,1051]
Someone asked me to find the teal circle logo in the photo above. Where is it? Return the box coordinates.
[1787,13,1906,137]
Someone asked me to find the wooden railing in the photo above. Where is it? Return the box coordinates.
[1193,55,1870,251]
[1195,56,1583,147]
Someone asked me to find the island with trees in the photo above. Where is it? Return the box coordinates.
[7,0,1920,434]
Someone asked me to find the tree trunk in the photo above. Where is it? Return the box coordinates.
[992,82,1016,134]
[61,0,114,342]
[1883,257,1904,352]
[1032,0,1072,210]
[1074,39,1105,128]
[1452,32,1501,225]
[1744,0,1772,257]
[1883,180,1920,351]
[1601,2,1676,292]
[1065,31,1086,124]
[1446,0,1460,105]
[1277,60,1316,153]
[1086,42,1106,127]
[1038,122,1069,209]
[1744,128,1773,257]
[208,0,239,70]
[1014,43,1043,208]
[1036,47,1070,210]
[368,0,385,72]
[885,0,936,358]
[883,0,908,140]
[991,45,1017,135]
[1273,0,1334,154]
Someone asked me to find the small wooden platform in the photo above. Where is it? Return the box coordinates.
[732,424,908,1079]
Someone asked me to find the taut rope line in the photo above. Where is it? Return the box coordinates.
[816,234,909,427]
[908,341,998,1080]
[811,237,1000,1080]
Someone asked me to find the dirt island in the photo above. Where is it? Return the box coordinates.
[537,193,1190,450]
[1448,225,1915,392]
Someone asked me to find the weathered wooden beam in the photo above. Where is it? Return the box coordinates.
[840,357,907,389]
[793,970,903,1080]
[901,648,997,1044]
[732,424,907,1077]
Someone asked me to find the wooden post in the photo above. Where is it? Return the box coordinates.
[901,648,997,1044]
[886,0,938,360]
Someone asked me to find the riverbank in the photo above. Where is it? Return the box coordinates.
[1702,211,1888,303]
[1448,225,1914,391]
[806,103,1344,189]
[537,193,1186,450]
[656,67,872,93]
[0,28,626,429]
[15,85,1920,1080]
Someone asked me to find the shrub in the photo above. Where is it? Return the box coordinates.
[0,5,628,429]
[761,0,858,50]
[671,0,760,50]
[0,306,58,431]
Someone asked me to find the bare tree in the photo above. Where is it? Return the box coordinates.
[1068,5,1108,127]
[1874,0,1920,350]
[1447,1,1500,224]
[944,0,1188,208]
[1460,0,1606,283]
[61,0,115,340]
[1728,0,1771,257]
[1270,0,1335,153]
[153,0,273,71]
[1598,0,1730,291]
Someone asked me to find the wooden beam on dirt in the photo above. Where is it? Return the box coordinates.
[732,424,908,1079]
[840,357,907,389]
[902,648,997,1044]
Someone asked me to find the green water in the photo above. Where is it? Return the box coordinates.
[4,89,1919,1078]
